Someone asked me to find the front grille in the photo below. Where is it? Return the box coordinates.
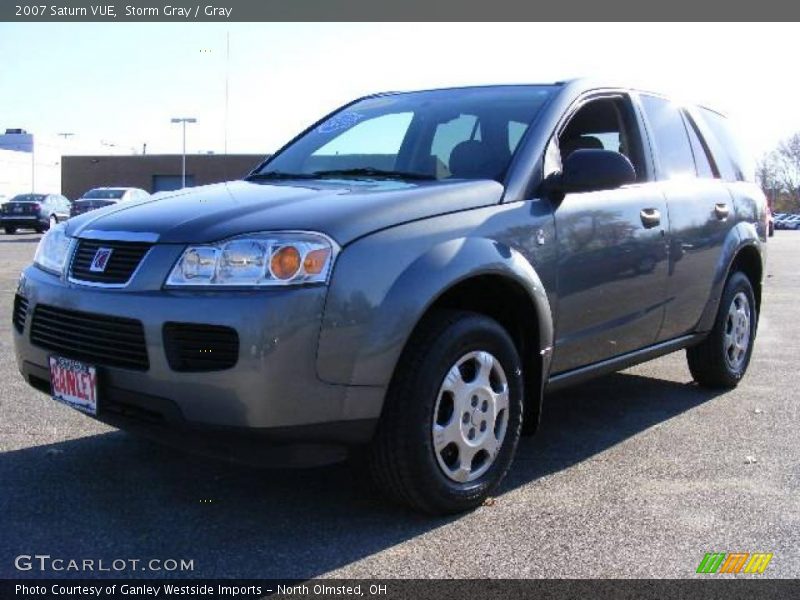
[70,238,151,285]
[163,322,239,372]
[30,304,149,371]
[12,294,28,333]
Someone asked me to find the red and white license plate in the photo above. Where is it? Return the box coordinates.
[49,356,98,415]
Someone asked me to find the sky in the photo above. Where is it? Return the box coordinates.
[1,22,798,160]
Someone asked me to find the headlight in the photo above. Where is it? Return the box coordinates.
[165,232,338,287]
[33,223,72,275]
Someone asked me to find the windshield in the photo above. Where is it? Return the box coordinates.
[82,189,126,199]
[10,194,46,203]
[252,86,556,183]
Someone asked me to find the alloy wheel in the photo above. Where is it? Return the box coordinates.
[724,291,751,371]
[431,351,509,483]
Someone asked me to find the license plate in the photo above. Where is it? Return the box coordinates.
[49,356,98,415]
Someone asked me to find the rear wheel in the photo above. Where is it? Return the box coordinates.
[687,271,757,388]
[4,226,16,234]
[367,310,524,514]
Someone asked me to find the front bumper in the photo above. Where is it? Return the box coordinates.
[13,264,385,447]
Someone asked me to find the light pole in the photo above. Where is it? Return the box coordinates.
[170,117,197,188]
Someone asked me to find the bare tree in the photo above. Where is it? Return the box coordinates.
[776,133,800,208]
[756,150,782,207]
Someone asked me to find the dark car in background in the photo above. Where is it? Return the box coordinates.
[1,193,71,234]
[13,80,767,514]
[70,187,150,217]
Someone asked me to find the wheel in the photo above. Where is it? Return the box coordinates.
[367,310,524,514]
[49,214,58,230]
[4,226,16,234]
[768,222,774,237]
[687,271,757,388]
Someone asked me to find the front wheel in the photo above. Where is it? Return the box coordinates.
[687,271,757,388]
[367,310,524,514]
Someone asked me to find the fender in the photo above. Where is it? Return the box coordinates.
[695,220,764,332]
[317,234,554,390]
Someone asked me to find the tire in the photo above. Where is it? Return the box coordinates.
[4,227,16,234]
[367,310,524,514]
[687,271,757,388]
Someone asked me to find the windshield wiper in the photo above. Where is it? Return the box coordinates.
[310,168,436,181]
[246,171,319,181]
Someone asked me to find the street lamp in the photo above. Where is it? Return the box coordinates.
[170,117,197,188]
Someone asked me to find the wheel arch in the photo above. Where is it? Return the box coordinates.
[728,244,763,314]
[414,273,551,434]
[368,237,552,435]
[696,223,765,332]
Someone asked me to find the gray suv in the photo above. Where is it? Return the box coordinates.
[13,80,767,514]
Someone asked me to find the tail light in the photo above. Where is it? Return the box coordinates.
[31,203,41,212]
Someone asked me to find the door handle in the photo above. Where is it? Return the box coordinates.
[640,208,661,228]
[715,203,730,220]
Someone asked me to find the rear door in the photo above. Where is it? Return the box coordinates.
[637,94,737,341]
[550,93,670,373]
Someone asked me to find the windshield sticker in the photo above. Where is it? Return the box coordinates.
[356,97,397,110]
[317,112,364,134]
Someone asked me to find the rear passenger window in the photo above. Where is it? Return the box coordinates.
[640,95,695,179]
[683,115,716,178]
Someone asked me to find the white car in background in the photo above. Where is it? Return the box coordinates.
[70,187,150,218]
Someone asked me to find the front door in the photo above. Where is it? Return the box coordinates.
[549,94,669,374]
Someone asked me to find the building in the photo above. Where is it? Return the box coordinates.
[0,129,62,198]
[61,153,266,200]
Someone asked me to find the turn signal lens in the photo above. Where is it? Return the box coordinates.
[270,245,301,280]
[303,248,331,275]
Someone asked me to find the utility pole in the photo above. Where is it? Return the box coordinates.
[224,31,230,155]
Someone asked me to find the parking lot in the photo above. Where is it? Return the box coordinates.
[0,230,798,579]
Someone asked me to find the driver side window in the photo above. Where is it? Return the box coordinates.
[556,96,647,182]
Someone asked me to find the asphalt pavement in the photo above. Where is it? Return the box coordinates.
[1,230,797,579]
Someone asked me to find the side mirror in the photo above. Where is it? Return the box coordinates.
[556,149,636,194]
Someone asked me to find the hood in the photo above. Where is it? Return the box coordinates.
[65,179,504,246]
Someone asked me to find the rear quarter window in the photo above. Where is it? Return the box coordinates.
[697,108,754,182]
